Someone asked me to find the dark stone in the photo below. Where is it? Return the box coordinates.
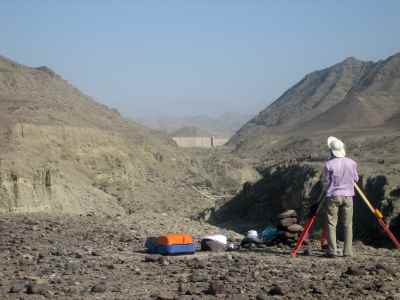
[26,283,49,295]
[37,252,46,260]
[65,261,80,274]
[208,281,225,295]
[227,295,249,300]
[278,210,297,219]
[152,292,175,299]
[287,224,303,233]
[91,283,107,293]
[345,266,366,276]
[9,281,27,293]
[256,293,270,300]
[49,246,64,256]
[159,256,170,266]
[91,250,101,256]
[268,285,284,296]
[144,255,162,263]
[279,217,298,227]
[194,260,207,269]
[309,284,322,294]
[176,296,201,300]
[63,286,81,296]
[375,263,397,276]
[283,231,298,239]
[109,285,122,293]
[119,234,133,243]
[190,272,209,283]
[303,248,312,256]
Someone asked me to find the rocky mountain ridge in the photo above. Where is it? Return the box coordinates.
[229,52,400,154]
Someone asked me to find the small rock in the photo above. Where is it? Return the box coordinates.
[345,266,366,276]
[65,261,80,274]
[278,210,297,219]
[287,224,304,233]
[194,260,207,269]
[9,281,27,293]
[119,234,133,243]
[63,286,81,296]
[144,255,161,263]
[152,292,175,300]
[176,296,200,300]
[375,263,397,276]
[310,284,322,294]
[91,283,107,293]
[159,256,170,266]
[227,295,249,300]
[37,252,46,260]
[190,272,209,283]
[279,217,298,227]
[111,286,122,293]
[268,285,284,296]
[91,250,101,256]
[26,283,49,295]
[49,246,64,256]
[256,293,270,300]
[208,281,225,295]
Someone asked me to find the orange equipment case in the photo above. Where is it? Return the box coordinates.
[157,234,193,246]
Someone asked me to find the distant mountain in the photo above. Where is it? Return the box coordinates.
[229,52,400,154]
[138,112,252,138]
[303,53,400,131]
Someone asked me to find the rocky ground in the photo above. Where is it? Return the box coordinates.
[1,214,399,300]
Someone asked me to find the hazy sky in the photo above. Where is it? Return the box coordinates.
[1,1,399,118]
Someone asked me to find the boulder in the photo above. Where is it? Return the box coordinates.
[278,210,297,219]
[287,224,304,233]
[279,217,298,227]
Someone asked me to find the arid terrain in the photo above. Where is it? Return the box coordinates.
[1,214,400,300]
[0,53,399,299]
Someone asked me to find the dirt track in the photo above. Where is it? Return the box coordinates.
[1,214,399,300]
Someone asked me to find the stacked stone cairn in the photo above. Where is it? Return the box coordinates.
[276,210,303,246]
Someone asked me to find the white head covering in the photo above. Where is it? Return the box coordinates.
[327,136,346,158]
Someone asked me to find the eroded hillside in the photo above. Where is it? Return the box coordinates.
[0,55,257,217]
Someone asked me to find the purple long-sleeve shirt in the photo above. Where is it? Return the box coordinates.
[323,157,359,197]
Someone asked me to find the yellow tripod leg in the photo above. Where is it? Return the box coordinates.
[354,183,400,250]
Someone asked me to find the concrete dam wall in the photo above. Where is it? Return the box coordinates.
[172,137,228,148]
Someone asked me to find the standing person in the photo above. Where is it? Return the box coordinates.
[323,136,359,258]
